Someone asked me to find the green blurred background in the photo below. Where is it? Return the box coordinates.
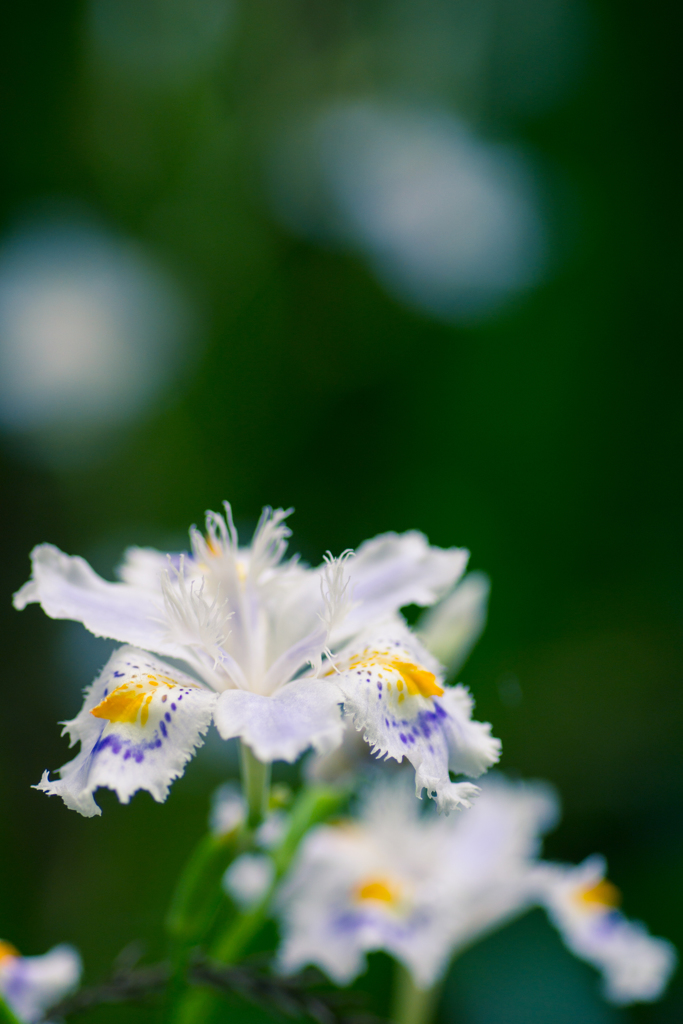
[0,0,680,1021]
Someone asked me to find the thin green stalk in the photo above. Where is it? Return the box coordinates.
[163,747,271,1023]
[0,995,22,1024]
[172,784,348,1024]
[240,742,271,828]
[163,828,244,1023]
[210,784,348,969]
[164,744,270,1000]
[166,830,243,947]
[391,962,440,1024]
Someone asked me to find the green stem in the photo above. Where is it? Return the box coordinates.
[0,995,22,1024]
[212,784,342,961]
[391,962,440,1024]
[163,829,244,1024]
[240,742,271,828]
[162,747,270,1024]
[172,784,348,1024]
[166,831,243,947]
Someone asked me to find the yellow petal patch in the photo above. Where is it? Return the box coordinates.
[90,673,189,727]
[347,651,444,699]
[577,878,621,909]
[0,941,19,963]
[356,879,399,904]
[391,661,444,698]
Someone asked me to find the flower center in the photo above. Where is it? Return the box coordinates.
[205,533,247,582]
[90,673,197,727]
[576,879,621,909]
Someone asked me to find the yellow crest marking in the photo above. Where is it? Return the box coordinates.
[90,673,185,727]
[576,878,621,909]
[348,652,444,699]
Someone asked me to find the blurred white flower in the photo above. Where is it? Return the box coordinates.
[223,854,274,910]
[277,775,556,988]
[537,856,677,1005]
[209,782,246,837]
[0,941,81,1023]
[256,811,288,850]
[0,216,192,462]
[210,782,287,846]
[271,102,547,321]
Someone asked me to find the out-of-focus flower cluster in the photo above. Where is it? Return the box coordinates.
[275,775,676,1003]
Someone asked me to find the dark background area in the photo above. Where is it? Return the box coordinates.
[0,1,680,1021]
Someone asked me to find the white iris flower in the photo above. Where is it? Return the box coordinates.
[14,504,499,816]
[537,856,677,1005]
[276,775,556,988]
[0,941,81,1023]
[276,776,676,1003]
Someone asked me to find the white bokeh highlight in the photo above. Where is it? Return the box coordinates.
[0,217,192,460]
[271,102,547,321]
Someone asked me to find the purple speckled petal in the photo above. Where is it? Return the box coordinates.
[35,646,217,816]
[332,626,499,812]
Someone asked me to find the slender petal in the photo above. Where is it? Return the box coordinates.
[214,678,344,763]
[35,646,217,817]
[13,544,179,656]
[332,531,469,643]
